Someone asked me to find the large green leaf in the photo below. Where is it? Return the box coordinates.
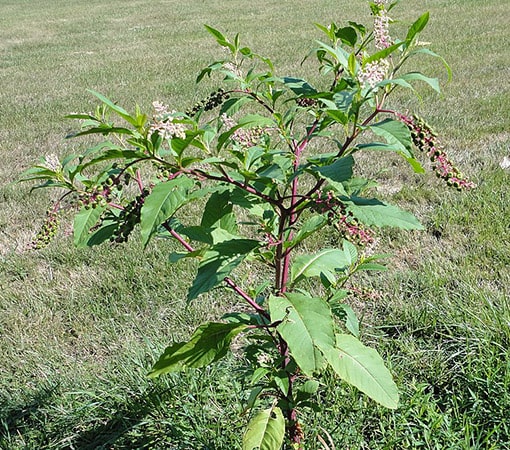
[368,119,413,158]
[200,190,237,234]
[345,197,424,230]
[269,293,336,376]
[187,238,260,301]
[313,155,354,183]
[290,248,351,285]
[243,406,285,450]
[325,334,399,409]
[148,322,247,377]
[73,205,106,247]
[140,176,195,247]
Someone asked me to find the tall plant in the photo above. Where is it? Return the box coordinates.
[22,1,473,447]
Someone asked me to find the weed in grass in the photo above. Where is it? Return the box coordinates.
[1,0,509,448]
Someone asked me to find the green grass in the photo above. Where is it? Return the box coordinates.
[1,0,509,448]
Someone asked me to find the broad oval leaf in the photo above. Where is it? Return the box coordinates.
[345,197,424,230]
[367,119,413,158]
[243,407,285,450]
[290,248,351,285]
[73,205,106,247]
[148,322,247,377]
[269,293,336,376]
[140,176,195,247]
[325,334,399,409]
[187,238,260,301]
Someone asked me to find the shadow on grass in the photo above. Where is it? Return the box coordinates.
[0,382,222,450]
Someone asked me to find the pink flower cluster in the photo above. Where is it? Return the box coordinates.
[374,9,392,50]
[358,59,390,89]
[397,113,475,190]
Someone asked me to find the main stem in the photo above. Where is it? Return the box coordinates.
[275,120,319,448]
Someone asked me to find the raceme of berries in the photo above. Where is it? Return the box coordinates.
[186,88,230,117]
[110,188,150,243]
[31,208,60,249]
[397,113,476,190]
[312,190,374,246]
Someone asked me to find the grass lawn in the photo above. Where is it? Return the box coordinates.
[1,0,509,448]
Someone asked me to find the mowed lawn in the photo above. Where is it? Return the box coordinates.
[0,0,509,449]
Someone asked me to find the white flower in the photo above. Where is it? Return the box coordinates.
[44,154,61,172]
[358,59,390,88]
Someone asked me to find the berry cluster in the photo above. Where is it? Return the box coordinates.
[110,188,150,243]
[31,209,60,249]
[296,97,317,108]
[398,113,475,190]
[186,89,230,117]
[76,173,126,210]
[312,190,374,246]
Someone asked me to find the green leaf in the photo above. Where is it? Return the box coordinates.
[187,238,260,301]
[140,177,195,247]
[204,25,235,52]
[407,48,452,82]
[290,248,351,285]
[73,206,106,247]
[87,90,138,127]
[368,119,413,158]
[405,12,429,44]
[148,322,247,377]
[325,334,399,409]
[316,41,350,69]
[201,190,237,234]
[220,96,253,116]
[331,303,359,338]
[243,406,285,450]
[342,240,358,265]
[284,216,327,249]
[345,197,424,230]
[364,41,405,64]
[269,293,336,376]
[399,72,440,93]
[312,155,354,184]
[282,77,317,96]
[336,26,357,47]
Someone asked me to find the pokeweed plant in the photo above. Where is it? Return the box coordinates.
[22,1,474,448]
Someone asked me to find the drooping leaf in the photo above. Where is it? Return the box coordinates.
[73,206,106,247]
[187,238,260,301]
[243,406,285,450]
[398,72,440,93]
[325,334,399,409]
[269,293,336,376]
[345,197,424,230]
[148,322,247,377]
[368,119,413,158]
[290,248,351,285]
[140,176,195,247]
